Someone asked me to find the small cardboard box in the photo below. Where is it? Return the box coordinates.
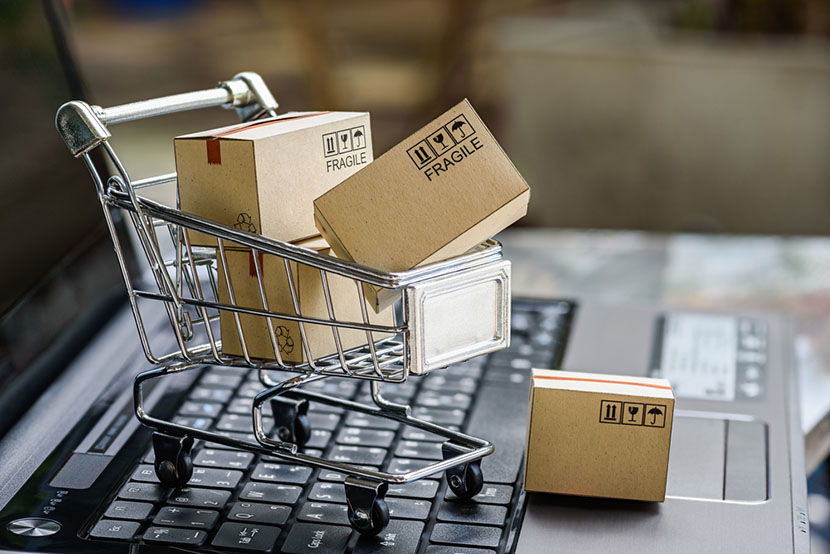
[525,369,675,502]
[314,99,530,312]
[216,236,394,363]
[176,111,373,247]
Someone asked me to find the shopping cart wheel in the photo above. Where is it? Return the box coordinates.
[345,477,390,536]
[271,397,311,447]
[442,442,485,499]
[152,433,194,487]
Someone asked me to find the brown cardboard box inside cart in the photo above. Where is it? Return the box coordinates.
[216,236,394,363]
[314,99,530,312]
[176,111,372,247]
[525,369,675,502]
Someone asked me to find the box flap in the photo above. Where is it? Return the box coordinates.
[531,369,674,399]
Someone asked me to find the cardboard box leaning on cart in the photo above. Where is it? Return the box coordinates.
[314,99,530,313]
[525,369,675,502]
[176,111,373,247]
[216,236,395,363]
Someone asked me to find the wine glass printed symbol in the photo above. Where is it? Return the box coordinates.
[341,134,349,148]
[627,405,639,422]
[433,133,447,150]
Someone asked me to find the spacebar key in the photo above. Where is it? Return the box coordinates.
[464,384,529,484]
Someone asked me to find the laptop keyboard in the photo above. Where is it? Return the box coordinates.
[88,299,575,553]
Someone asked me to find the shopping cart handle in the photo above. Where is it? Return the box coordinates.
[56,72,278,156]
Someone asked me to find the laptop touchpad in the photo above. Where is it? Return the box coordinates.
[666,416,767,501]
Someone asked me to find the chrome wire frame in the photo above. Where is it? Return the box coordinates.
[58,73,499,492]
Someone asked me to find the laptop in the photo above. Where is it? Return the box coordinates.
[0,2,809,553]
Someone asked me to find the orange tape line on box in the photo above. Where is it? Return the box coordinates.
[206,139,221,164]
[534,374,673,391]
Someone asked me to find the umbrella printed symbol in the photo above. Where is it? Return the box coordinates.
[353,128,363,148]
[451,120,467,137]
[647,406,663,425]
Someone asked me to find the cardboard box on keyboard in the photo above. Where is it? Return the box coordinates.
[175,111,372,247]
[216,236,394,363]
[525,369,675,502]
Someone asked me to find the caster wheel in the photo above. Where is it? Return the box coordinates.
[448,461,484,499]
[293,413,311,447]
[349,497,390,536]
[152,434,193,487]
[276,413,311,447]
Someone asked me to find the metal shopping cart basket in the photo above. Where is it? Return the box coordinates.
[56,72,511,535]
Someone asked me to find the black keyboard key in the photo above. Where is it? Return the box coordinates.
[118,481,164,502]
[401,428,445,443]
[168,487,230,509]
[227,501,292,525]
[211,522,281,552]
[386,497,431,520]
[143,526,207,546]
[190,386,233,403]
[345,413,400,431]
[430,523,501,549]
[188,467,243,489]
[305,378,359,398]
[236,381,264,398]
[336,427,395,448]
[297,501,349,525]
[416,391,472,410]
[131,464,160,483]
[199,371,243,389]
[445,484,514,505]
[394,441,443,461]
[386,458,430,475]
[90,520,140,540]
[152,506,219,529]
[465,385,528,484]
[104,500,153,521]
[482,369,530,389]
[173,415,214,430]
[239,482,302,504]
[281,523,352,554]
[251,462,313,485]
[422,375,477,394]
[307,429,333,449]
[308,412,342,431]
[436,503,508,526]
[387,479,439,499]
[330,445,387,466]
[179,400,223,417]
[425,547,495,554]
[353,519,424,554]
[228,396,270,415]
[217,413,273,434]
[412,408,466,427]
[307,482,346,503]
[193,448,254,470]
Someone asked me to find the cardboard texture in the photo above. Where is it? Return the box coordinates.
[216,236,394,363]
[176,111,373,247]
[525,369,674,502]
[313,99,530,312]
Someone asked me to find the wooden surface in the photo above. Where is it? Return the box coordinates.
[500,228,830,472]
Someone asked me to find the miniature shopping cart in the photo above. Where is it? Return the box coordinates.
[56,72,510,535]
